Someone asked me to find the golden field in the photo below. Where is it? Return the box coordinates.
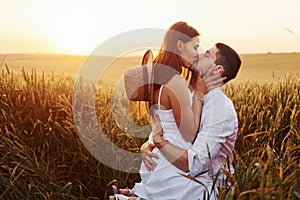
[2,52,300,84]
[0,53,299,199]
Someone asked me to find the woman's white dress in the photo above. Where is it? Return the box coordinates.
[132,85,194,200]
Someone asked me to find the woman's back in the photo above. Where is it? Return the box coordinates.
[134,84,194,200]
[152,84,193,164]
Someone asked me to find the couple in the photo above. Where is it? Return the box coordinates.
[106,21,241,200]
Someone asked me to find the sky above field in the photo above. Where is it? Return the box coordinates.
[0,0,299,55]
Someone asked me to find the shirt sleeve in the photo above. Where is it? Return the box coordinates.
[188,133,225,176]
[187,99,238,177]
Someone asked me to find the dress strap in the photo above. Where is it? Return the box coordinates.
[158,85,164,109]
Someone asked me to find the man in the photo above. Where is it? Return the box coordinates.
[142,43,242,199]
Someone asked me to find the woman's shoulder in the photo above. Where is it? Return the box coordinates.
[165,74,189,91]
[167,74,187,85]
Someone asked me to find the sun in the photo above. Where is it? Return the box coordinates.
[54,21,95,55]
[42,10,97,55]
[58,35,91,55]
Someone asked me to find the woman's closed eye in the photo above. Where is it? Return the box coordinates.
[204,51,210,57]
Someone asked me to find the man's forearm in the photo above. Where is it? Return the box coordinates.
[155,139,189,172]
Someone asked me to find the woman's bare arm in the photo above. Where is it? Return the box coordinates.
[166,74,203,142]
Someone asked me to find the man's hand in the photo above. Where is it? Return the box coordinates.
[151,114,164,146]
[151,114,169,149]
[140,114,164,172]
[141,141,159,171]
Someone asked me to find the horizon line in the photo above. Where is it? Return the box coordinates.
[1,51,300,57]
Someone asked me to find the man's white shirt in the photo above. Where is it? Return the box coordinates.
[188,87,238,186]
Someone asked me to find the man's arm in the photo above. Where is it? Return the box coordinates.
[155,136,189,172]
[141,136,189,172]
[149,70,224,172]
[141,69,225,172]
[150,99,237,176]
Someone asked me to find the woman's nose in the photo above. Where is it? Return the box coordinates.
[198,53,205,59]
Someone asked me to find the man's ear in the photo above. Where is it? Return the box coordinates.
[216,65,225,74]
[177,40,183,51]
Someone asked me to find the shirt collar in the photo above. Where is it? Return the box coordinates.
[203,87,222,105]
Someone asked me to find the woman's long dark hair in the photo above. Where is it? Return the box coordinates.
[143,22,199,117]
[153,22,200,90]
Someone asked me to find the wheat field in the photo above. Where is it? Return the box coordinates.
[0,53,299,199]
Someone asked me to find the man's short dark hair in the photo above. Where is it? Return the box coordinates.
[215,43,242,84]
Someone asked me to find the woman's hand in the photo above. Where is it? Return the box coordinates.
[140,114,165,172]
[191,64,227,95]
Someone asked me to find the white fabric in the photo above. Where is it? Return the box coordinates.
[133,85,194,200]
[113,194,144,200]
[113,194,129,200]
[186,87,238,199]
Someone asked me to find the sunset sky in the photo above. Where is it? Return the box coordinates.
[1,0,299,55]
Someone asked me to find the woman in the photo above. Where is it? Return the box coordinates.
[106,21,219,200]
